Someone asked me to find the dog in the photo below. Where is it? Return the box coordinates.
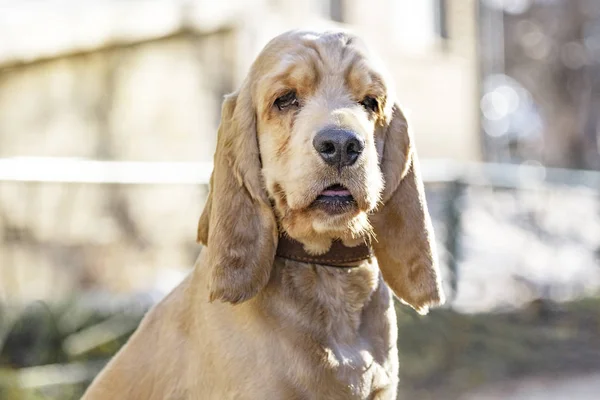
[82,29,444,400]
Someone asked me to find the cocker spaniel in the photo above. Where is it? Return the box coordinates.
[83,29,444,400]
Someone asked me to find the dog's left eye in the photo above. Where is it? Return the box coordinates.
[274,91,299,110]
[360,96,379,112]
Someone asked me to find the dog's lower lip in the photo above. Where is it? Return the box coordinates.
[316,194,354,202]
[311,187,357,215]
[321,189,351,196]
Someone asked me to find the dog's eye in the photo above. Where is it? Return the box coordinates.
[360,96,379,112]
[274,91,299,110]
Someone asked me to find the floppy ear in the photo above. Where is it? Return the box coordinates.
[197,88,278,304]
[371,105,445,314]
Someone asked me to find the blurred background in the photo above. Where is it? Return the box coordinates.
[1,0,599,398]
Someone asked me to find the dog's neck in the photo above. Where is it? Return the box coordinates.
[263,256,380,343]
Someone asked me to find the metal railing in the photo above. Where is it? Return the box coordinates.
[1,156,600,189]
[0,157,213,185]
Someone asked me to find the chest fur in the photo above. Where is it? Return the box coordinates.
[260,259,396,398]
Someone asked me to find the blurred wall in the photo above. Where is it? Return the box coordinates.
[0,34,232,161]
[0,3,239,300]
[0,0,480,161]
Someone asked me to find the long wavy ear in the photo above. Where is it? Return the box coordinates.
[371,105,445,314]
[197,88,278,304]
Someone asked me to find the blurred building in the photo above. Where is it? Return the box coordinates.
[0,0,481,162]
[0,0,481,301]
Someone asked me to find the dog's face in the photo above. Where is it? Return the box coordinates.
[252,32,387,253]
[198,30,444,313]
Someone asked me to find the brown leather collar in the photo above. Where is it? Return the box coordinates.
[276,236,373,268]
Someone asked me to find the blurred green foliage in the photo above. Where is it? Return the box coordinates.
[0,299,144,400]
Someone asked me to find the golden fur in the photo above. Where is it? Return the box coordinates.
[82,29,444,400]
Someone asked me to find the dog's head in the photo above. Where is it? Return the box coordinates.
[198,30,444,313]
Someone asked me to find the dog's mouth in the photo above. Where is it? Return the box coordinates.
[310,184,357,215]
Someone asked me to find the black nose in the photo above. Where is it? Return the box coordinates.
[312,128,365,168]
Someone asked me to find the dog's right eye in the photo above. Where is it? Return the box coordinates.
[360,96,379,113]
[274,91,299,111]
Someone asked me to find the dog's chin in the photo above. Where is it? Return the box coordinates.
[306,184,371,233]
[276,183,376,242]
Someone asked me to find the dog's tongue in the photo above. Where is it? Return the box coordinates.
[321,185,351,197]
